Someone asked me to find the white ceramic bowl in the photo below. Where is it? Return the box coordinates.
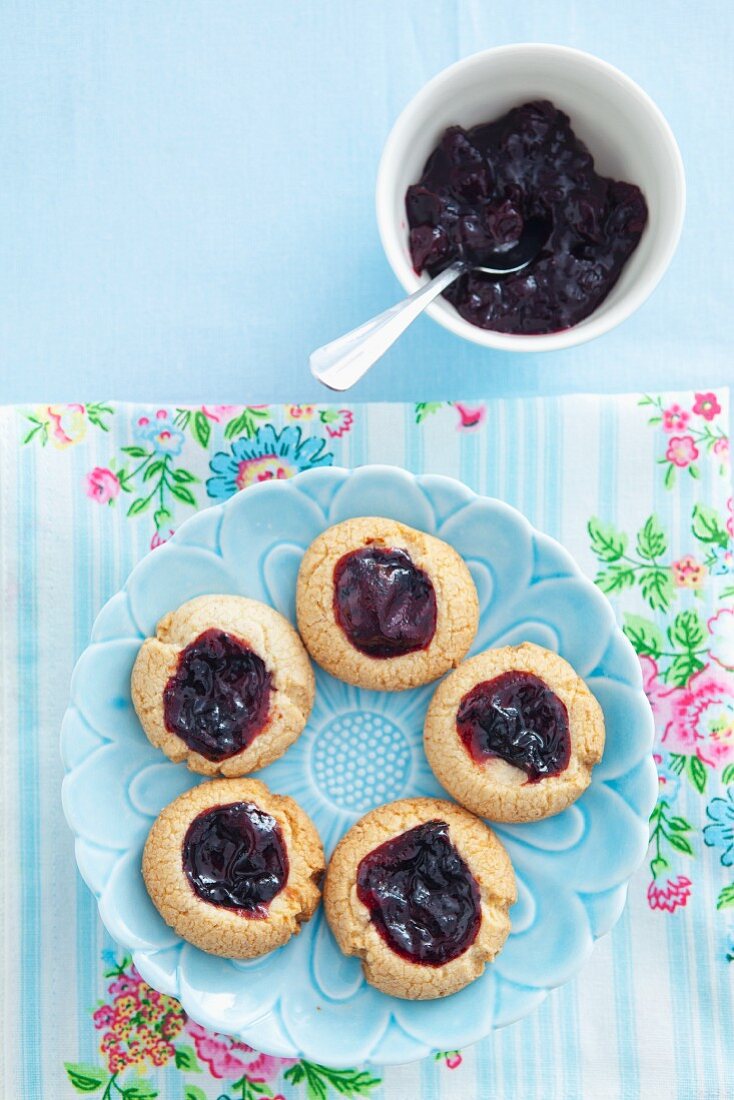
[376,43,685,352]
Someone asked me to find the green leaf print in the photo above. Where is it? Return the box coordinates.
[668,833,694,856]
[722,764,734,786]
[284,1062,381,1100]
[230,1076,272,1100]
[127,497,151,517]
[143,460,166,481]
[623,614,664,658]
[639,567,673,612]
[224,407,270,440]
[669,753,687,776]
[183,1088,208,1100]
[192,410,211,448]
[169,483,197,506]
[692,503,729,548]
[414,401,445,424]
[668,610,706,652]
[86,402,114,431]
[717,884,734,910]
[588,517,628,561]
[662,609,708,685]
[64,1063,108,1092]
[173,1044,201,1072]
[688,755,708,794]
[650,800,697,880]
[665,651,706,688]
[636,515,667,560]
[595,564,636,593]
[120,1084,158,1100]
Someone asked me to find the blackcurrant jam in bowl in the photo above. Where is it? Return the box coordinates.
[376,44,685,351]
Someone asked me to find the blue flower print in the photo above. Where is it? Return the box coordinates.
[133,409,185,457]
[206,424,333,501]
[710,544,734,576]
[704,787,734,867]
[654,752,681,804]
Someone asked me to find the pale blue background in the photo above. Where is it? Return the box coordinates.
[1,0,732,404]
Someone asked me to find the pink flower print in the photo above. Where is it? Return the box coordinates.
[692,391,722,421]
[186,1021,295,1081]
[107,1049,129,1074]
[107,973,141,998]
[713,437,730,464]
[446,1053,463,1069]
[287,404,317,422]
[728,498,734,540]
[647,875,692,912]
[44,403,87,448]
[640,656,677,741]
[202,405,242,423]
[93,1005,115,1030]
[666,435,699,468]
[150,1040,176,1067]
[323,408,354,438]
[662,404,690,433]
[709,609,734,671]
[454,403,486,430]
[671,555,706,589]
[85,467,120,504]
[660,665,734,766]
[150,528,175,549]
[113,994,138,1019]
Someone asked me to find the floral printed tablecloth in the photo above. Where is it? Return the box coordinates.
[1,391,732,1100]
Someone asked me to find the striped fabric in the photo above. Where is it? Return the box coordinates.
[1,392,732,1100]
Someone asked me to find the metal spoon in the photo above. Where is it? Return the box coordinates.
[310,218,549,392]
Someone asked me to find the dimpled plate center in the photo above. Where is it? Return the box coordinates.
[310,711,413,813]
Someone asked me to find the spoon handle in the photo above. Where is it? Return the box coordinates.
[309,261,465,392]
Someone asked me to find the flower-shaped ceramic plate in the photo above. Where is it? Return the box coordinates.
[61,466,656,1067]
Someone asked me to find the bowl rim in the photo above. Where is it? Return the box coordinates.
[375,42,686,353]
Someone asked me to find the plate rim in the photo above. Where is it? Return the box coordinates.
[60,464,657,1066]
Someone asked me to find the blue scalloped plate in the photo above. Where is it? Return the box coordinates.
[61,466,656,1067]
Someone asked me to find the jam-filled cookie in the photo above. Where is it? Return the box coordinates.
[143,778,324,959]
[424,642,605,823]
[324,798,515,999]
[296,517,478,691]
[131,595,314,776]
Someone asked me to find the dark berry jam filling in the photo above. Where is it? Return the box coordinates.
[182,801,288,916]
[356,820,481,965]
[406,100,648,335]
[163,628,272,761]
[457,670,570,782]
[333,545,437,658]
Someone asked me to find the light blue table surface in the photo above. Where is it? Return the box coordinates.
[1,0,732,405]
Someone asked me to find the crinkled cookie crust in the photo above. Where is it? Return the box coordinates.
[142,778,324,959]
[131,595,314,776]
[296,517,478,691]
[324,797,515,999]
[424,642,605,823]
